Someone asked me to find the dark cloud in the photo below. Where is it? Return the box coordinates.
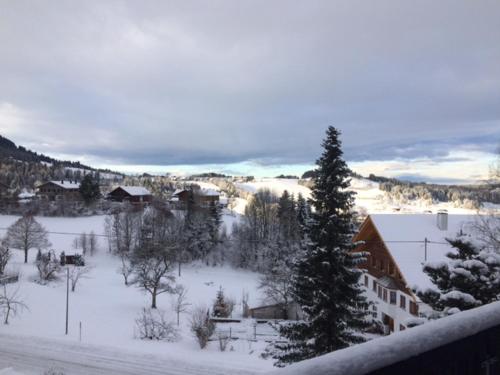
[0,0,499,168]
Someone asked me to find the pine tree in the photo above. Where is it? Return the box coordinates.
[274,126,368,366]
[79,174,100,204]
[212,287,229,318]
[418,236,500,313]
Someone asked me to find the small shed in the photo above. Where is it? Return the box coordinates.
[249,302,302,321]
[108,186,153,203]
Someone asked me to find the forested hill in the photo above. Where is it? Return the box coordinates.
[0,134,123,191]
[0,134,93,169]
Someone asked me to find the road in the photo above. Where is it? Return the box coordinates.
[0,333,260,375]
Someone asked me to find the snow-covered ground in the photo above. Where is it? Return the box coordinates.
[0,215,273,374]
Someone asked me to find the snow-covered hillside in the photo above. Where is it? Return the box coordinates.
[230,177,497,215]
[0,215,272,374]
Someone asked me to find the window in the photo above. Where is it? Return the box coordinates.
[377,286,382,299]
[400,295,406,310]
[364,275,369,287]
[383,288,388,302]
[372,280,377,292]
[390,291,397,305]
[389,263,395,275]
[380,259,385,271]
[410,301,418,316]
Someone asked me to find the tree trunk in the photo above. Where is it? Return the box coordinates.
[24,248,28,263]
[4,306,10,324]
[151,289,157,309]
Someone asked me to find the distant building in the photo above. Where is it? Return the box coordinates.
[107,186,153,204]
[37,180,82,201]
[171,188,220,207]
[353,212,477,334]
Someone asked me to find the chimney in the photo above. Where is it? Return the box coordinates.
[437,210,448,231]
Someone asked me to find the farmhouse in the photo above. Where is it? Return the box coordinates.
[353,211,476,334]
[107,186,152,203]
[171,188,220,207]
[37,180,82,201]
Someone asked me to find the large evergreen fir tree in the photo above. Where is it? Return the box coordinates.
[274,126,368,366]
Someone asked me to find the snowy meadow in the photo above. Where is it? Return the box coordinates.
[0,215,274,373]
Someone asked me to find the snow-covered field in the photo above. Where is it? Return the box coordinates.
[0,215,273,374]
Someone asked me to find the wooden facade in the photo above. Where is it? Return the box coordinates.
[353,216,420,332]
[108,187,152,203]
[173,189,219,207]
[37,181,82,201]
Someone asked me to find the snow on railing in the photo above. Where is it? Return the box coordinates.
[268,301,500,375]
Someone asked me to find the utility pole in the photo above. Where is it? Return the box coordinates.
[65,267,69,335]
[424,238,428,262]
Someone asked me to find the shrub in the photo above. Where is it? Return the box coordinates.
[135,308,179,341]
[190,306,215,349]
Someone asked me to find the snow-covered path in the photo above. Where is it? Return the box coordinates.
[0,333,259,375]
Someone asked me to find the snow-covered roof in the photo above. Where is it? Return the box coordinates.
[18,192,35,199]
[369,214,477,291]
[199,189,219,197]
[117,186,151,196]
[48,180,80,189]
[269,300,500,375]
[172,189,186,196]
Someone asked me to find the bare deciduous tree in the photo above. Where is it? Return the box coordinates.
[171,285,190,326]
[7,215,51,263]
[89,231,98,256]
[0,285,28,324]
[80,232,88,255]
[68,265,92,292]
[117,252,134,286]
[0,238,11,275]
[258,259,294,319]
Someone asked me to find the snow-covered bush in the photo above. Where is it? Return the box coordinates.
[190,306,215,349]
[135,308,179,341]
[35,250,61,283]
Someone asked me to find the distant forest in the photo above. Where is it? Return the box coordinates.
[0,134,123,191]
[366,174,500,207]
[301,169,500,206]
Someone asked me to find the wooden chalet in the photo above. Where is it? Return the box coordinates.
[353,212,476,333]
[108,186,152,203]
[171,188,220,207]
[36,180,82,201]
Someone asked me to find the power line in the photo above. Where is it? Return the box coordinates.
[0,226,450,245]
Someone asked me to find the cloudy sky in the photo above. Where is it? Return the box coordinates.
[0,0,499,183]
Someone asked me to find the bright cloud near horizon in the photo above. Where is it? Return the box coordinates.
[0,1,499,183]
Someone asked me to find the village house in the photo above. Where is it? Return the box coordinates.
[171,188,220,207]
[353,211,476,334]
[107,186,153,204]
[36,180,82,201]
